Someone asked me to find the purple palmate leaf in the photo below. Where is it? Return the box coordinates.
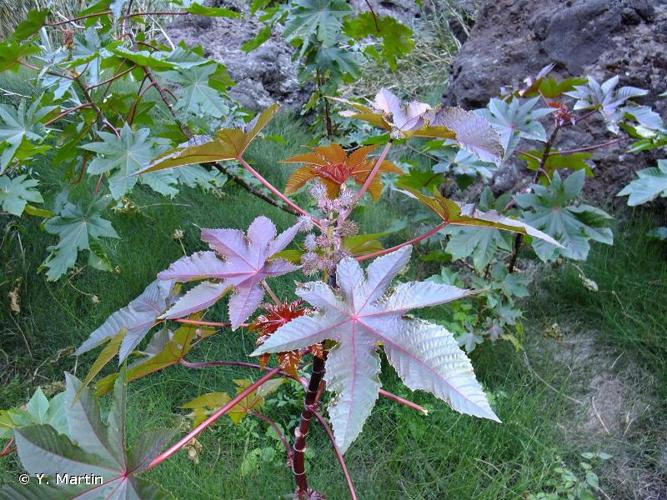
[254,246,499,453]
[159,216,302,329]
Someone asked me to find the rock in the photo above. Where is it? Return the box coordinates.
[166,5,307,112]
[349,0,423,26]
[444,0,667,203]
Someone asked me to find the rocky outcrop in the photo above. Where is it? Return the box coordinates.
[166,9,305,112]
[165,0,435,112]
[444,0,667,202]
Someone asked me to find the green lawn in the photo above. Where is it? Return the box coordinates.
[1,115,664,499]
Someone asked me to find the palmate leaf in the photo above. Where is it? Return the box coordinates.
[139,104,279,174]
[9,372,174,499]
[518,150,593,184]
[76,279,176,363]
[444,190,515,271]
[95,323,204,396]
[12,9,49,41]
[516,170,613,262]
[0,174,43,216]
[282,144,402,200]
[402,188,562,248]
[333,89,438,138]
[342,12,414,70]
[254,246,499,453]
[476,97,554,157]
[81,124,172,200]
[334,89,502,163]
[617,159,667,206]
[431,146,498,179]
[0,100,52,173]
[0,42,40,72]
[42,196,119,281]
[429,107,503,165]
[565,76,647,133]
[181,378,283,427]
[159,216,302,329]
[0,388,67,441]
[284,0,351,55]
[161,63,233,118]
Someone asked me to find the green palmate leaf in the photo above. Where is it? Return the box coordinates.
[79,329,128,396]
[95,323,201,396]
[12,9,49,41]
[0,388,67,440]
[242,25,273,52]
[42,196,119,281]
[81,123,171,199]
[140,104,279,173]
[0,100,52,174]
[565,76,647,133]
[187,2,241,17]
[0,42,40,72]
[309,46,361,79]
[110,46,181,71]
[516,170,613,262]
[162,63,232,118]
[533,77,587,99]
[444,189,515,271]
[9,372,174,499]
[403,188,562,248]
[518,150,594,184]
[343,12,414,70]
[181,379,283,427]
[284,0,351,54]
[477,97,553,157]
[0,174,43,216]
[617,159,667,206]
[446,227,512,271]
[254,246,499,453]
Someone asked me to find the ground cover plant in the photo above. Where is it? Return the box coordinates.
[1,1,666,499]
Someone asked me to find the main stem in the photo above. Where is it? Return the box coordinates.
[508,124,561,273]
[293,354,327,497]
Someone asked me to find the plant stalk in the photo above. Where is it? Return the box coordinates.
[293,354,327,497]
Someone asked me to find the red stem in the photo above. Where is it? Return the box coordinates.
[44,103,93,126]
[236,157,322,228]
[378,389,428,414]
[551,138,622,155]
[174,318,236,328]
[0,439,14,457]
[350,140,393,207]
[357,222,449,262]
[147,367,281,470]
[293,355,326,497]
[249,411,293,464]
[310,409,358,500]
[85,66,136,90]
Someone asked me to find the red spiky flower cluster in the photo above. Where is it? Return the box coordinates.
[250,301,323,377]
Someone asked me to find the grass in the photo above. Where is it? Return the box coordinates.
[1,107,665,497]
[531,214,667,392]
